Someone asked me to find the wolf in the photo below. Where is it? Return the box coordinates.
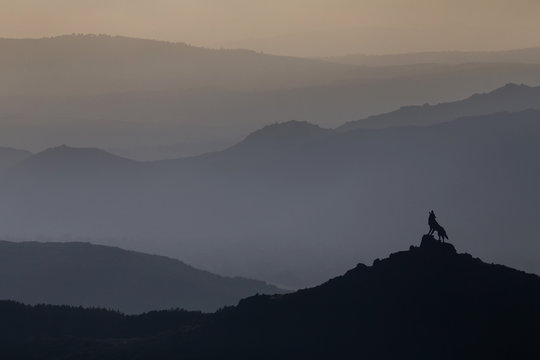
[434,223,448,242]
[428,210,449,242]
[428,210,437,235]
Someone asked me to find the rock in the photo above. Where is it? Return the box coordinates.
[420,234,457,254]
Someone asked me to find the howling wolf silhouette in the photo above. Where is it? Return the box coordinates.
[428,210,449,242]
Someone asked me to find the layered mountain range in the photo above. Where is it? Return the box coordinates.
[2,35,540,159]
[0,99,538,288]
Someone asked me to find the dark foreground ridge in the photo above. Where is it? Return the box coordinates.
[1,236,539,359]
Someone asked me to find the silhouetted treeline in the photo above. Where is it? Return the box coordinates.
[0,300,205,341]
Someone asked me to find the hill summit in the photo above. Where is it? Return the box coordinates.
[178,235,539,359]
[234,120,331,148]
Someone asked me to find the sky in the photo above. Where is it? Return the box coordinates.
[1,0,540,56]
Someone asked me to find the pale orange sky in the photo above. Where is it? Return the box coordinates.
[1,0,540,56]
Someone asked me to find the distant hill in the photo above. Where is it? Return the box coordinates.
[338,83,540,131]
[326,47,540,66]
[0,146,31,172]
[235,121,331,147]
[0,241,283,314]
[0,111,538,288]
[1,236,539,359]
[0,34,361,97]
[14,145,136,171]
[226,121,332,159]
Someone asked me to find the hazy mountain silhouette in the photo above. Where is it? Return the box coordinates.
[226,121,332,159]
[234,121,331,147]
[15,145,136,171]
[326,47,540,66]
[338,83,540,131]
[0,34,362,97]
[0,146,31,172]
[2,35,540,159]
[1,237,539,359]
[0,110,537,288]
[0,240,283,313]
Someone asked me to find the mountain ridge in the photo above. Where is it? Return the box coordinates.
[0,34,362,97]
[338,82,540,131]
[228,120,333,154]
[22,144,135,164]
[325,47,540,66]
